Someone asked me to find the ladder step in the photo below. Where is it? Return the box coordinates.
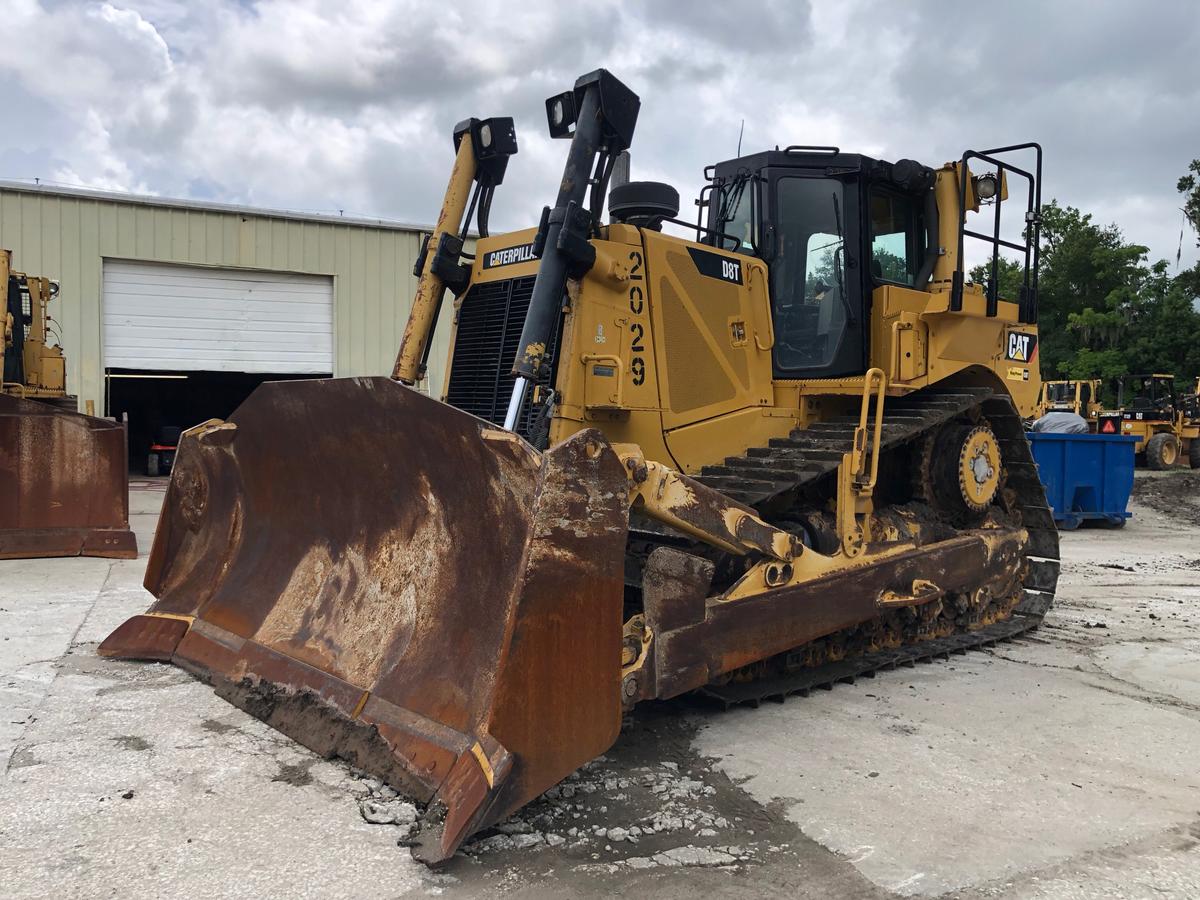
[768,436,853,450]
[698,475,789,493]
[701,463,805,479]
[747,446,844,462]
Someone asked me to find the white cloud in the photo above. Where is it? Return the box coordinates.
[0,0,1195,269]
[49,110,151,193]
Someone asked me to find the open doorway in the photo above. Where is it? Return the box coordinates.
[105,368,331,473]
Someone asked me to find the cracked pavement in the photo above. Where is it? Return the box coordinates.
[2,470,1200,898]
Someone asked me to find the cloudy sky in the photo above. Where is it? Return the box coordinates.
[4,0,1198,270]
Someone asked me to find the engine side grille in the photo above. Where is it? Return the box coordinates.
[444,275,562,444]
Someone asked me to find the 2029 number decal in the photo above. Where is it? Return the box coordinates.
[628,251,648,386]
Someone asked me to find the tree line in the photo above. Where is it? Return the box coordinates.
[972,160,1200,401]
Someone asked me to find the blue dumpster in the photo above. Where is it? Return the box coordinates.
[1027,432,1139,530]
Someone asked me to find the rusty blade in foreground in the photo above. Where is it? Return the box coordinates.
[0,394,136,559]
[99,377,629,863]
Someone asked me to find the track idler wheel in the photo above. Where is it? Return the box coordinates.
[920,421,1002,521]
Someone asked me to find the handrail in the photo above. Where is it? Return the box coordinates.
[856,368,888,491]
[951,143,1042,324]
[836,368,888,557]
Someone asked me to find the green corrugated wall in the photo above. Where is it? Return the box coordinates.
[0,186,455,412]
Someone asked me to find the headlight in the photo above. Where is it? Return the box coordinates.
[974,173,998,201]
[544,90,577,139]
[479,123,492,148]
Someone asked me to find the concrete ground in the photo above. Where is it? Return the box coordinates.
[2,471,1200,898]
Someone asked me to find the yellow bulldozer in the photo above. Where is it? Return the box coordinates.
[1096,373,1199,468]
[101,70,1058,862]
[1035,378,1101,423]
[1,250,136,558]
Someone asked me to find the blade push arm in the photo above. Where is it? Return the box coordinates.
[616,445,802,566]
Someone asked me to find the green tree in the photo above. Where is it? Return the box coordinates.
[1122,260,1200,381]
[1178,158,1200,242]
[1021,194,1200,398]
[968,256,1023,302]
[874,247,909,283]
[1175,159,1200,299]
[1032,202,1150,380]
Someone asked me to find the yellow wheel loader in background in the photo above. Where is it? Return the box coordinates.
[1,250,136,558]
[1096,373,1199,468]
[1184,377,1200,468]
[1035,378,1100,424]
[102,70,1058,863]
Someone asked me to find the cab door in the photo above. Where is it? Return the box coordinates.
[765,172,866,379]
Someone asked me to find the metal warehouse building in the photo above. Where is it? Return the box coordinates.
[0,181,447,467]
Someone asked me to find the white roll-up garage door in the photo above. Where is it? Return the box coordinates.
[102,260,334,373]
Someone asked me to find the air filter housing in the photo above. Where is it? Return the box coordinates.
[608,181,679,230]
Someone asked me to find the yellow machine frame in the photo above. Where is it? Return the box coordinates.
[1,249,69,402]
[1100,374,1199,467]
[424,154,1045,640]
[445,160,1040,481]
[1035,378,1101,423]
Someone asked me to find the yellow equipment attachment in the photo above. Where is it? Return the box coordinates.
[102,70,1058,862]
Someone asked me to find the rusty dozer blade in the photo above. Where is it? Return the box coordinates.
[99,377,629,863]
[0,393,137,559]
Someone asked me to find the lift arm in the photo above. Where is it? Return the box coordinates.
[394,117,517,385]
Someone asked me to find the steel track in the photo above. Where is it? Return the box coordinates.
[697,614,1038,708]
[685,386,1061,708]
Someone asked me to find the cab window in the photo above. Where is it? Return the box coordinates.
[1046,382,1072,403]
[870,191,919,285]
[770,177,847,371]
[716,177,757,254]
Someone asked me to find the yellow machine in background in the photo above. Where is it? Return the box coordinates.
[1096,373,1199,468]
[2,252,70,406]
[1189,379,1200,468]
[104,70,1057,863]
[1,250,136,559]
[1035,378,1100,424]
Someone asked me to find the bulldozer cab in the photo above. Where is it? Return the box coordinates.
[3,267,66,398]
[1038,379,1099,420]
[1118,374,1177,421]
[707,150,870,377]
[705,145,1040,382]
[1044,381,1077,409]
[1185,378,1200,422]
